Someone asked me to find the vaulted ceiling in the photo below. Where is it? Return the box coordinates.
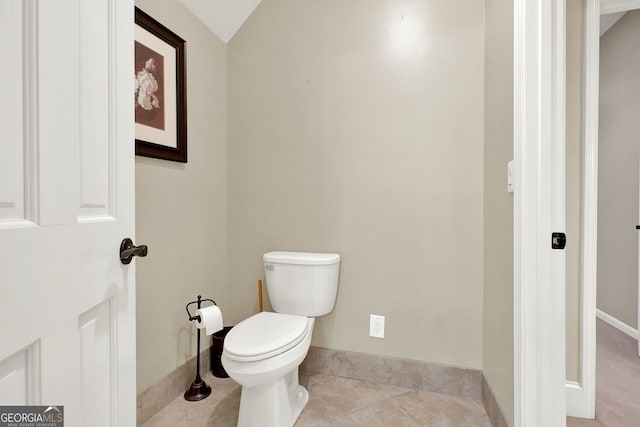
[179,0,263,43]
[179,0,627,44]
[600,11,626,36]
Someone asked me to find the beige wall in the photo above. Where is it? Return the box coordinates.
[227,0,485,369]
[131,0,586,410]
[597,10,640,329]
[135,0,228,392]
[482,0,513,424]
[565,0,585,383]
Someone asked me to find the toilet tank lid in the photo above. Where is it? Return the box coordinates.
[263,251,340,266]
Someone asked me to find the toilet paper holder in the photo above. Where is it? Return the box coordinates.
[185,295,217,323]
[184,295,217,402]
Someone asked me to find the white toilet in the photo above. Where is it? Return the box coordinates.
[221,251,340,427]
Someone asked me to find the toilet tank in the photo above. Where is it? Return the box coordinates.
[263,251,340,317]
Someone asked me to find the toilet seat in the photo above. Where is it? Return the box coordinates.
[224,312,310,362]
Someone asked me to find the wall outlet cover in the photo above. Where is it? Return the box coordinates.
[370,314,385,338]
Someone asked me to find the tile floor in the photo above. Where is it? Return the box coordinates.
[141,371,491,427]
[566,319,640,427]
[143,318,640,427]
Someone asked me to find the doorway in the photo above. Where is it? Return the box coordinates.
[596,9,640,347]
[570,0,640,420]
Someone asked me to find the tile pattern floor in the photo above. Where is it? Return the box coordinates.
[567,319,640,427]
[142,318,640,427]
[141,371,490,427]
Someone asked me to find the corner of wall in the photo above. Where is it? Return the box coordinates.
[134,0,228,393]
[482,0,515,424]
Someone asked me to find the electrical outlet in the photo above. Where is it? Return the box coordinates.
[369,314,385,338]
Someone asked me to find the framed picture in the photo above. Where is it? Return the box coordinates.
[134,7,187,163]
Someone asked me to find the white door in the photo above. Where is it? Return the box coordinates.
[0,1,136,426]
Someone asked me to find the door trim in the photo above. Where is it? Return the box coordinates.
[514,0,566,425]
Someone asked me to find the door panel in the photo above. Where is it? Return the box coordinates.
[38,0,80,227]
[78,0,114,221]
[79,300,116,427]
[0,2,30,226]
[0,342,40,406]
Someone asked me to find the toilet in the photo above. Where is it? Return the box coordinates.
[221,251,340,427]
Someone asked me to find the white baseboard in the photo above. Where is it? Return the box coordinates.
[596,309,638,340]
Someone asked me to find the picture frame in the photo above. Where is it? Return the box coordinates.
[134,7,187,163]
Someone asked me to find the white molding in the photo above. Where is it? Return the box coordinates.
[600,0,640,13]
[514,0,566,425]
[596,309,639,339]
[0,220,37,230]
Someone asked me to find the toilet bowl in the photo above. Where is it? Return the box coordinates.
[221,251,340,427]
[222,312,314,427]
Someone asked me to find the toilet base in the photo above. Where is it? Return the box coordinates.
[288,383,309,424]
[237,370,309,427]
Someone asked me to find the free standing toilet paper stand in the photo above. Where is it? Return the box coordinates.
[184,295,218,401]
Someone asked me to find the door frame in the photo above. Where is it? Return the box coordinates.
[514,0,567,425]
[566,0,640,419]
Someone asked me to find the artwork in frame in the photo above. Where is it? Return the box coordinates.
[134,7,187,163]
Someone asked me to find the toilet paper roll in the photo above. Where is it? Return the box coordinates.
[196,305,223,336]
